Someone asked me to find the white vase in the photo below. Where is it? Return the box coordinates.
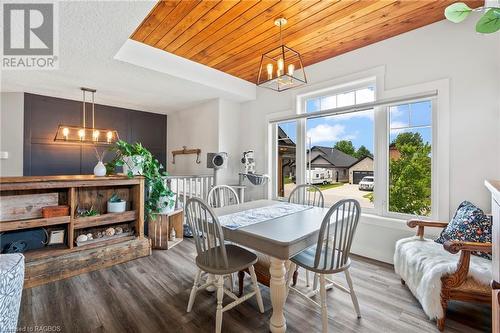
[94,161,106,176]
[122,155,144,176]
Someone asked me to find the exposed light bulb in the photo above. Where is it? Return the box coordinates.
[78,129,85,140]
[277,58,284,76]
[266,63,273,80]
[62,127,69,139]
[287,64,295,76]
[93,130,100,141]
[106,131,113,143]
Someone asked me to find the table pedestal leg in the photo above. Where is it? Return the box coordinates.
[269,257,287,333]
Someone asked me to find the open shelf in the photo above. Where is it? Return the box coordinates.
[0,215,70,232]
[74,211,137,230]
[24,236,138,262]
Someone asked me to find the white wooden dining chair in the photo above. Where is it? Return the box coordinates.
[288,184,325,208]
[286,199,362,333]
[185,198,264,333]
[288,184,325,287]
[207,185,240,208]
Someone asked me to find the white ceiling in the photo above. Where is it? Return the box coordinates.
[0,1,256,114]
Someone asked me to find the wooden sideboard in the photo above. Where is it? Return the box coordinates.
[0,175,151,288]
[485,180,500,333]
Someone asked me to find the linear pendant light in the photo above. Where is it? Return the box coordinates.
[54,88,119,144]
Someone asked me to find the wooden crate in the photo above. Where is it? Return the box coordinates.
[148,209,184,250]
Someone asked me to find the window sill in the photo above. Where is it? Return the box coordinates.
[359,213,408,231]
[359,212,442,236]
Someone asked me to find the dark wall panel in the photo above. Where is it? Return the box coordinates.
[24,93,167,176]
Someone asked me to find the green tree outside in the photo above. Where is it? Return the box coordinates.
[354,145,372,159]
[333,140,356,156]
[389,132,431,215]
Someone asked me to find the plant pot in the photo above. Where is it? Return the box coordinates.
[107,200,126,213]
[122,155,144,176]
[158,194,177,214]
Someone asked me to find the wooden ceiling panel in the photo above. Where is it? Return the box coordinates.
[217,0,396,75]
[131,0,483,84]
[232,0,437,79]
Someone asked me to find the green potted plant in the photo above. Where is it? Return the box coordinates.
[106,140,175,221]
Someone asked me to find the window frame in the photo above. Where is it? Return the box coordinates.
[382,97,437,220]
[266,73,449,221]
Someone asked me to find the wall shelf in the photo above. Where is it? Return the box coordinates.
[74,211,137,230]
[0,216,70,232]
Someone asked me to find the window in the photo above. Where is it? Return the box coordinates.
[306,86,375,113]
[269,78,440,220]
[306,107,375,208]
[388,101,432,216]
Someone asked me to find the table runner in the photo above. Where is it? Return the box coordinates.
[218,202,312,230]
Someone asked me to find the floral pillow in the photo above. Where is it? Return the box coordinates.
[435,201,492,260]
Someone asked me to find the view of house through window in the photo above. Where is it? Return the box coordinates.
[276,86,376,206]
[306,108,375,208]
[388,100,432,216]
[304,86,375,208]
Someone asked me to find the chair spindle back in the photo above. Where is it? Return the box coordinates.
[185,197,228,269]
[207,185,240,208]
[288,184,325,208]
[314,199,361,272]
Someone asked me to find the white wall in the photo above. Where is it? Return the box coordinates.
[218,99,242,185]
[234,18,500,263]
[0,92,24,176]
[167,98,244,184]
[167,99,219,176]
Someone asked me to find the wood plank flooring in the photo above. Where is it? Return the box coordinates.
[19,239,491,332]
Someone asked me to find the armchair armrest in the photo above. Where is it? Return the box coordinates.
[407,219,449,238]
[441,240,492,289]
[443,240,492,254]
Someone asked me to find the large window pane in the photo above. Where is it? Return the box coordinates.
[277,121,297,198]
[388,100,432,216]
[306,110,374,208]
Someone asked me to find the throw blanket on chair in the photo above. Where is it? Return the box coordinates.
[394,237,491,319]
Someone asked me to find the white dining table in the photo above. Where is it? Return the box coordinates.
[213,199,331,333]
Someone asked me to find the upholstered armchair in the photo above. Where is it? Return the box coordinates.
[396,219,492,331]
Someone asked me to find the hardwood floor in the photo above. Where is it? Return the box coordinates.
[19,239,490,332]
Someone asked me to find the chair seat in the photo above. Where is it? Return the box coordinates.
[291,245,350,274]
[196,244,258,275]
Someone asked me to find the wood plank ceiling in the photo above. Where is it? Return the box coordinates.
[131,0,482,84]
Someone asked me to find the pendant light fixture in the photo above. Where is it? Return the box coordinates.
[257,18,307,92]
[54,88,119,144]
